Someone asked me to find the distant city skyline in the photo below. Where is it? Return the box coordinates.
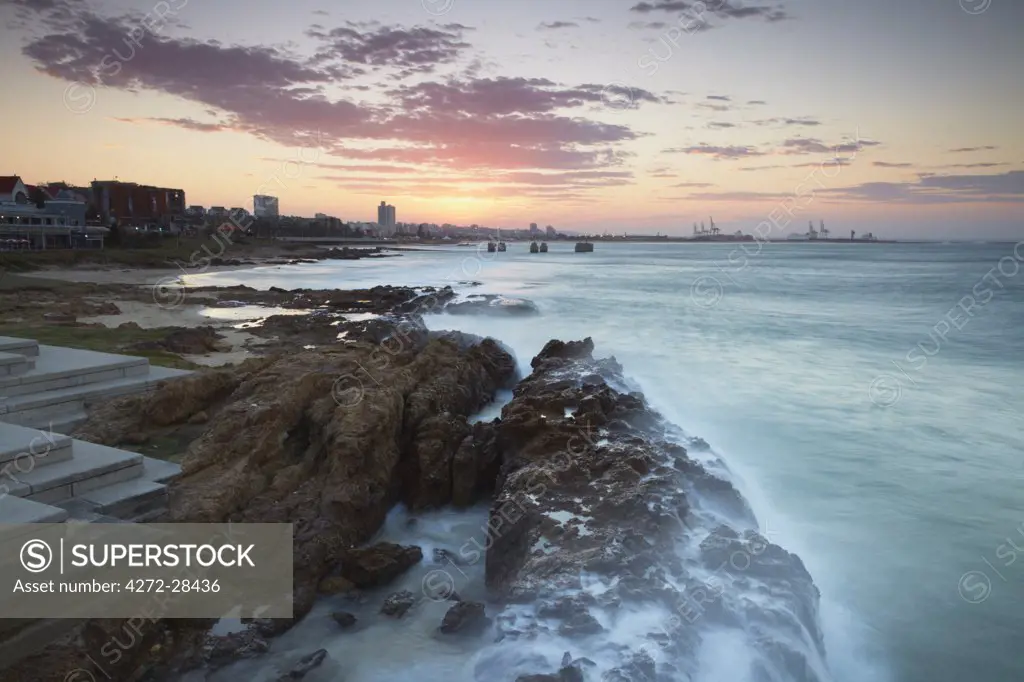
[0,0,1021,238]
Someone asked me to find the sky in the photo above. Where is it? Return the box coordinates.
[1,0,1022,238]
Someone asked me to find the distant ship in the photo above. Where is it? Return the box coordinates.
[575,241,594,253]
[530,241,539,253]
[497,241,507,252]
[540,242,548,253]
[487,241,496,253]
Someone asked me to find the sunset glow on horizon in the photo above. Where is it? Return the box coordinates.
[1,0,1021,238]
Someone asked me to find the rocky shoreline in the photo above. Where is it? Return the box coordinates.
[1,279,829,682]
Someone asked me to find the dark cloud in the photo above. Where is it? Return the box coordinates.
[782,117,821,126]
[707,95,731,101]
[791,158,853,168]
[873,161,913,168]
[665,144,765,159]
[9,0,654,175]
[821,171,1024,204]
[628,20,669,29]
[708,122,736,128]
[948,162,1008,168]
[748,100,767,105]
[630,0,790,22]
[697,103,730,112]
[781,137,880,155]
[113,117,229,132]
[949,146,997,153]
[538,21,579,30]
[752,117,822,127]
[391,78,661,116]
[306,23,471,73]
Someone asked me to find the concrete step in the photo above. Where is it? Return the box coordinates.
[0,352,34,377]
[0,345,150,397]
[0,336,39,357]
[5,441,143,505]
[0,495,69,524]
[75,478,168,519]
[0,365,192,428]
[0,422,74,470]
[43,410,89,435]
[140,456,182,484]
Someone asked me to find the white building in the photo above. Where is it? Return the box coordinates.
[377,200,397,236]
[253,195,280,218]
[0,176,30,204]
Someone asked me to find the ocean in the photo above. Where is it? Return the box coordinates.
[192,241,1024,682]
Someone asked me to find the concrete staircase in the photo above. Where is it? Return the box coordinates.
[0,337,194,670]
[0,336,190,433]
[0,335,192,523]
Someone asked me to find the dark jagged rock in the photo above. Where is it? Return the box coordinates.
[516,664,585,682]
[452,421,502,507]
[204,629,270,671]
[274,648,328,680]
[332,542,423,589]
[473,338,827,682]
[380,590,417,618]
[10,333,518,682]
[439,600,490,635]
[331,611,357,629]
[129,326,230,355]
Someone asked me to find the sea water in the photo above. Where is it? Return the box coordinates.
[193,241,1024,682]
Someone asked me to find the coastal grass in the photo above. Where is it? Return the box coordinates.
[121,431,194,462]
[0,323,200,369]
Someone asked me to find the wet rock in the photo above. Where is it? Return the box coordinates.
[187,410,209,425]
[274,648,328,680]
[48,333,516,679]
[480,338,826,681]
[452,421,502,507]
[81,300,122,316]
[380,590,417,618]
[118,321,142,330]
[318,575,356,595]
[129,326,230,355]
[331,611,357,629]
[516,664,585,682]
[248,618,296,638]
[392,286,455,314]
[43,311,76,324]
[335,543,423,589]
[204,629,270,670]
[445,295,539,317]
[439,600,489,635]
[530,337,595,368]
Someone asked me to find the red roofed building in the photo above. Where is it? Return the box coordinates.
[0,176,30,204]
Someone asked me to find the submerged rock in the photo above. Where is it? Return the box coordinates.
[274,648,328,680]
[380,590,417,618]
[331,611,357,629]
[444,295,540,317]
[439,601,490,635]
